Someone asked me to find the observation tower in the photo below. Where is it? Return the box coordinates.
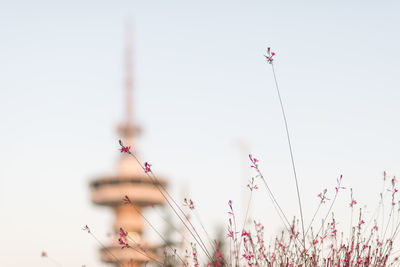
[89,29,167,267]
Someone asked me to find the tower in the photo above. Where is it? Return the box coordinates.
[89,27,167,267]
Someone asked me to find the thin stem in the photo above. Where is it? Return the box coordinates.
[305,202,322,237]
[270,62,305,248]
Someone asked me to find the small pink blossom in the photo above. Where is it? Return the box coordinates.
[247,177,258,191]
[247,183,258,190]
[119,227,128,238]
[118,237,130,249]
[227,229,234,238]
[317,189,329,203]
[123,195,131,204]
[144,162,152,173]
[228,200,233,210]
[248,154,259,168]
[191,243,199,267]
[184,198,195,210]
[335,175,346,192]
[357,220,365,229]
[41,251,47,257]
[264,47,276,64]
[119,140,131,153]
[331,229,337,237]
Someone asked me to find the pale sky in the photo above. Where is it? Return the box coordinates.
[1,0,400,266]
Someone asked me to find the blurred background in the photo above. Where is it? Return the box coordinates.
[1,0,400,266]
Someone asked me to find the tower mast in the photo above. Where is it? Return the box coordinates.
[125,23,133,131]
[119,23,138,142]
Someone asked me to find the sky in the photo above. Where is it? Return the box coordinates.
[1,0,400,266]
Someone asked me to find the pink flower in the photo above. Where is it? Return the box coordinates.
[350,200,357,207]
[264,47,276,64]
[118,237,130,249]
[41,251,47,257]
[144,162,152,173]
[119,140,131,153]
[184,198,195,210]
[247,177,258,191]
[123,195,131,205]
[248,154,259,168]
[228,200,233,211]
[119,227,128,238]
[120,146,130,153]
[335,175,346,192]
[332,229,337,237]
[317,189,329,203]
[226,229,234,238]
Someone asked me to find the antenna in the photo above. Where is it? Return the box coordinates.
[118,22,140,140]
[125,23,133,129]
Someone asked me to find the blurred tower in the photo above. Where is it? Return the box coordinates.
[89,27,167,267]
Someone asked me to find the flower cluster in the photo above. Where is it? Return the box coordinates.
[247,177,258,191]
[144,162,152,173]
[191,243,199,267]
[317,189,329,203]
[123,195,131,205]
[119,139,131,153]
[248,154,259,168]
[118,227,130,249]
[184,198,195,210]
[264,47,275,64]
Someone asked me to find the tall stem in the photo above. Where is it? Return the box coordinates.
[270,63,305,248]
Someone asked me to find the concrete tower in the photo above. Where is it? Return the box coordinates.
[90,27,167,267]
